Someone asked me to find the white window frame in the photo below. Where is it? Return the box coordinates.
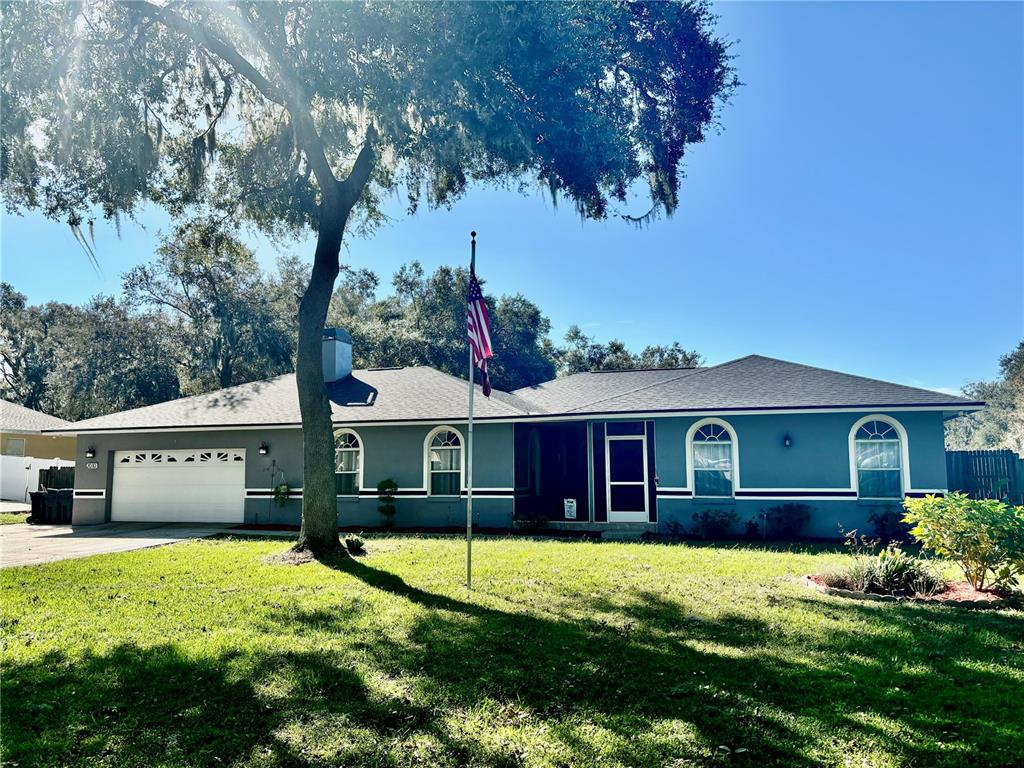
[605,432,649,523]
[849,414,910,500]
[333,427,363,497]
[424,425,465,497]
[685,418,739,498]
[4,437,26,457]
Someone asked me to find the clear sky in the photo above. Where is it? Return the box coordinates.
[1,1,1021,394]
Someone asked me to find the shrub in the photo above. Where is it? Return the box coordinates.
[744,517,761,541]
[691,509,738,539]
[377,478,398,531]
[822,533,945,596]
[763,503,811,540]
[903,493,1024,592]
[344,534,365,555]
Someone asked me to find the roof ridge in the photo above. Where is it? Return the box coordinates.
[63,373,295,428]
[420,366,539,415]
[565,365,711,413]
[738,355,974,401]
[513,363,717,397]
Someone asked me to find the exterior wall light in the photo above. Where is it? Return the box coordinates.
[258,442,270,456]
[782,433,792,448]
[84,446,96,459]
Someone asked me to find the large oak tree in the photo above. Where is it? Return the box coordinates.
[2,1,737,555]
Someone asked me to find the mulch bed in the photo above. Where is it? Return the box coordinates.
[802,574,1011,609]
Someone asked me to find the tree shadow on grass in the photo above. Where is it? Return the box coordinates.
[329,557,1024,767]
[4,555,1022,767]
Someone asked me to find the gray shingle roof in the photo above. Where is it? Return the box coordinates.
[513,356,982,414]
[1,399,71,433]
[51,356,981,433]
[56,367,538,433]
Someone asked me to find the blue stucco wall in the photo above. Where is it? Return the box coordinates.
[641,410,949,537]
[650,411,947,492]
[72,408,948,539]
[72,422,515,529]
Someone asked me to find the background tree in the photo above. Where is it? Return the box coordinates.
[0,284,59,412]
[1,286,182,421]
[2,1,737,554]
[329,262,557,391]
[3,266,702,420]
[45,297,182,421]
[557,324,702,375]
[123,218,295,393]
[946,341,1024,456]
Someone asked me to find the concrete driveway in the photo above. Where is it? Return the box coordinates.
[0,522,229,568]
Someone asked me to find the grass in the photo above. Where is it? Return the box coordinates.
[0,512,29,525]
[1,536,1022,767]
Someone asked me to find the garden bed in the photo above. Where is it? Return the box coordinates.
[800,574,1010,608]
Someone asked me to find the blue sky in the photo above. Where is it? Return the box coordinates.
[1,1,1021,394]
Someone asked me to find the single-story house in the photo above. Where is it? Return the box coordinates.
[1,399,76,502]
[50,329,983,538]
[1,399,75,460]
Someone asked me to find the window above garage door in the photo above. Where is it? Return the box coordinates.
[116,449,246,466]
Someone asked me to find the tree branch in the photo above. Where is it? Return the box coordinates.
[132,1,340,204]
[197,1,340,197]
[130,1,286,108]
[339,128,377,207]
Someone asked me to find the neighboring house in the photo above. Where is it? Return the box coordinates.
[51,329,984,537]
[1,399,75,460]
[1,399,76,502]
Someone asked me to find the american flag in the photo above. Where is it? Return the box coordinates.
[466,265,493,397]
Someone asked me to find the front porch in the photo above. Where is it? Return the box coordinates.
[512,420,657,528]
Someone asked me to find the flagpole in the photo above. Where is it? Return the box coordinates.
[466,231,476,590]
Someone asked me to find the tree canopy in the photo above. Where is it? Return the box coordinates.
[2,0,737,553]
[3,1,737,231]
[946,342,1024,456]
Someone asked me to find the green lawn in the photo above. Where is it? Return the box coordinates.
[0,511,29,525]
[2,536,1021,767]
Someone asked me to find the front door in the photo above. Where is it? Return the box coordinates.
[606,435,648,522]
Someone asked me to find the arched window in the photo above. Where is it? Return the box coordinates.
[334,429,362,496]
[852,418,904,499]
[689,420,736,498]
[426,427,463,496]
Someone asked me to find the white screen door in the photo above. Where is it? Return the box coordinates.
[606,435,648,523]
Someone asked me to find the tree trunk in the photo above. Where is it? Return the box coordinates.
[293,192,350,556]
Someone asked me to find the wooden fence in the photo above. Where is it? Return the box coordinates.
[38,465,75,490]
[946,449,1024,504]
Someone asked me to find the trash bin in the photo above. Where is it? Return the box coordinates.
[29,491,47,524]
[54,489,73,524]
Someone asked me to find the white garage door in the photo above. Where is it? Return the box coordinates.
[111,449,246,523]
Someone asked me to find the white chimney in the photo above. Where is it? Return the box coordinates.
[322,328,353,382]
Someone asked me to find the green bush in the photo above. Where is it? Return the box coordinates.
[903,493,1024,592]
[763,503,811,540]
[691,509,738,539]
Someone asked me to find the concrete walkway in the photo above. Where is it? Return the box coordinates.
[0,501,31,514]
[0,522,228,568]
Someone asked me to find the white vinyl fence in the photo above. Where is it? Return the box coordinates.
[0,455,75,502]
